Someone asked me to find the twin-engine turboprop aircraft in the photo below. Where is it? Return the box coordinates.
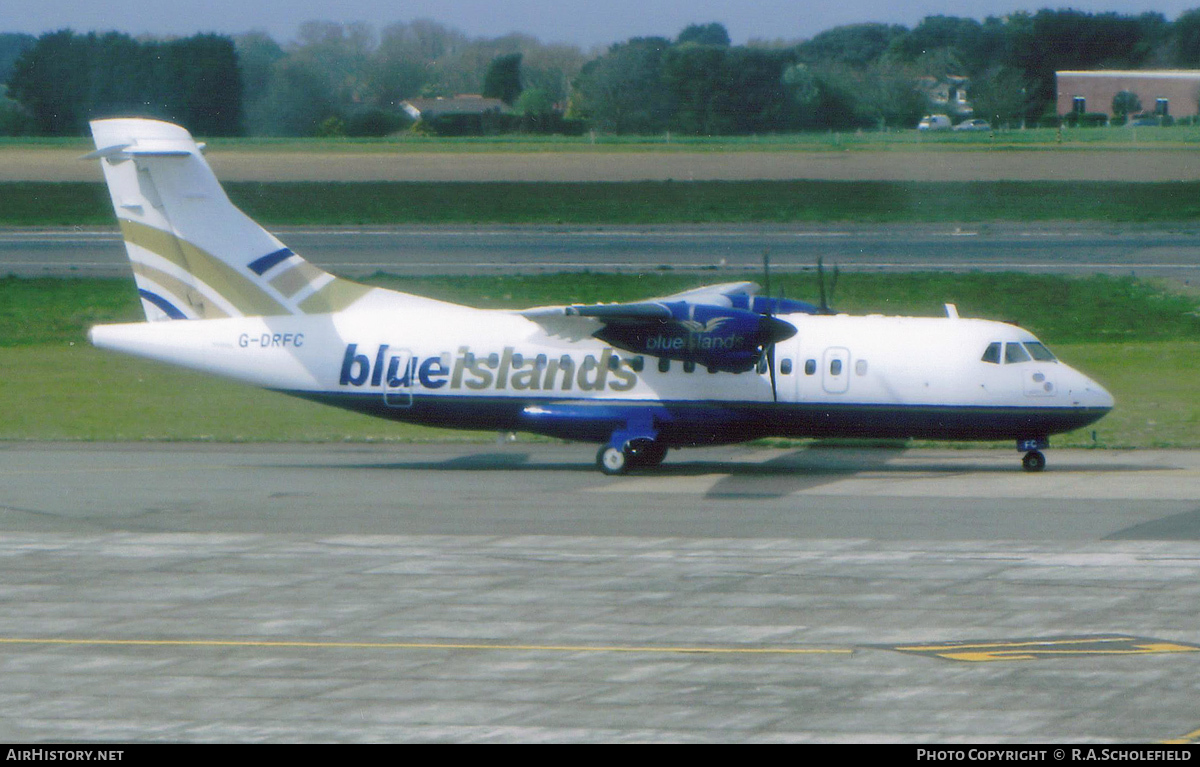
[85,118,1113,474]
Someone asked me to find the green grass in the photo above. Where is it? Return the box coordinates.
[0,272,1196,446]
[8,180,1200,226]
[8,124,1200,151]
[1050,342,1200,448]
[225,180,1200,224]
[0,345,469,442]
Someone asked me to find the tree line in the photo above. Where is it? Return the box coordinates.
[2,31,241,136]
[6,9,1200,137]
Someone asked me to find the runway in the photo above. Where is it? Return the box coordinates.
[4,222,1200,281]
[1,442,1199,742]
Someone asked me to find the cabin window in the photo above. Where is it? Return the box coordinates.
[658,357,670,373]
[855,359,868,376]
[607,355,621,371]
[981,342,1001,364]
[780,358,793,375]
[684,361,696,373]
[1023,342,1057,362]
[804,359,817,375]
[756,358,767,374]
[830,359,842,376]
[629,356,645,372]
[1004,342,1031,364]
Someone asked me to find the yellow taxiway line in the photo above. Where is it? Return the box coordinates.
[0,637,853,656]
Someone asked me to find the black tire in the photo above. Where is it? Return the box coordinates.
[626,438,667,469]
[1022,450,1046,472]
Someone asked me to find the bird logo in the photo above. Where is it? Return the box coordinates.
[678,317,730,334]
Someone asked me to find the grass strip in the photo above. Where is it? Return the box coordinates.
[6,180,1200,226]
[7,125,1200,151]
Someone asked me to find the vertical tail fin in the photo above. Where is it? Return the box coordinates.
[88,118,368,321]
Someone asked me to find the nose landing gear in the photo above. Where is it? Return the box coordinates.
[1021,450,1046,472]
[1018,437,1049,472]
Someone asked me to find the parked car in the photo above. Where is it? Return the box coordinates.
[1129,113,1167,126]
[917,114,951,131]
[954,118,992,131]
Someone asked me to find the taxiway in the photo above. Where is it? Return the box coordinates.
[1,442,1198,742]
[3,223,1200,281]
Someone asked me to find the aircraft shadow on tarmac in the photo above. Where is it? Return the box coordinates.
[282,445,1176,501]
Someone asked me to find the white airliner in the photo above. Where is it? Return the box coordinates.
[85,118,1113,474]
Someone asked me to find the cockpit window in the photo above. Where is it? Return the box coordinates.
[1023,342,1057,362]
[1004,342,1031,364]
[981,342,1001,364]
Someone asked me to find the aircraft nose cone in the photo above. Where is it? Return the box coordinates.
[1071,370,1115,411]
[1091,381,1116,410]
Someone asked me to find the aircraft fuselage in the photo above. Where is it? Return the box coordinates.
[90,302,1113,449]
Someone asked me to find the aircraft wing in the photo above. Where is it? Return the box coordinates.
[519,281,798,373]
[649,281,760,306]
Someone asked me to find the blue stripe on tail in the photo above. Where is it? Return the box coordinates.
[137,289,188,320]
[247,248,295,276]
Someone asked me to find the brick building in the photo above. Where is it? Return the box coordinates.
[1056,70,1200,118]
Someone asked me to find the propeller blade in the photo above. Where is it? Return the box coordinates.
[767,342,778,402]
[761,250,788,402]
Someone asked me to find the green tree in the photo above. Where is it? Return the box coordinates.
[7,30,243,136]
[970,67,1030,128]
[796,23,905,68]
[516,87,556,117]
[1112,90,1142,122]
[236,33,287,136]
[571,37,672,134]
[0,33,34,83]
[662,43,730,134]
[661,43,794,135]
[677,23,730,46]
[165,35,243,136]
[6,30,89,134]
[483,53,522,105]
[1171,9,1200,66]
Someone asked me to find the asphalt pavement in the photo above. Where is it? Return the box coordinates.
[3,222,1199,281]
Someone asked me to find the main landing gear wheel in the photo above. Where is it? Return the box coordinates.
[1022,450,1046,473]
[597,445,628,475]
[597,439,667,475]
[626,438,667,469]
